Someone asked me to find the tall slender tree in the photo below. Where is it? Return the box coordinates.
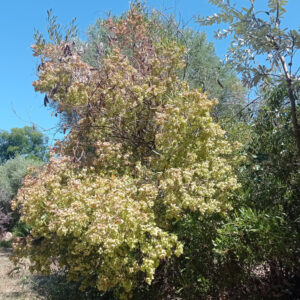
[197,0,300,154]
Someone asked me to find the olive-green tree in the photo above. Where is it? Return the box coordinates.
[197,0,300,154]
[78,8,247,122]
[0,126,48,163]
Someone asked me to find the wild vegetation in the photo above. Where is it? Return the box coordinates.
[0,0,299,299]
[0,127,47,248]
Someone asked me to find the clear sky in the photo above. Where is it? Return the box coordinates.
[0,0,299,145]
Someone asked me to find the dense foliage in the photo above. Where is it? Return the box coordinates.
[0,127,47,237]
[8,1,300,299]
[0,208,11,238]
[80,9,247,122]
[12,6,241,298]
[197,0,300,154]
[0,126,48,163]
[196,0,300,297]
[0,156,43,212]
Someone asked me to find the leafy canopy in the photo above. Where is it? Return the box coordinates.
[0,156,43,213]
[0,126,48,163]
[197,0,300,154]
[13,5,240,297]
[79,7,247,122]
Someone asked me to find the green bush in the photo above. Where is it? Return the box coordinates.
[214,208,290,265]
[0,156,43,211]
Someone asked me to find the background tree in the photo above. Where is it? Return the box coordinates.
[212,95,300,298]
[196,1,300,297]
[197,0,300,154]
[0,156,43,213]
[0,126,49,163]
[181,28,247,121]
[78,8,247,123]
[0,127,47,235]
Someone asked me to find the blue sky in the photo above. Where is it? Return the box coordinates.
[0,0,299,145]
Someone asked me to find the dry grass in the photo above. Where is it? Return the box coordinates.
[0,247,111,300]
[0,248,44,300]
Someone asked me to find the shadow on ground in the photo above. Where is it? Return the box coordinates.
[0,247,113,300]
[31,273,114,300]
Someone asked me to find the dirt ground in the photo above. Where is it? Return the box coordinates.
[0,247,106,300]
[0,248,44,300]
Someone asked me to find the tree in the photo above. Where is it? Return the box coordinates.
[196,2,300,296]
[212,95,300,297]
[79,9,247,122]
[0,156,43,213]
[0,126,49,163]
[182,28,247,121]
[13,5,240,297]
[0,156,43,238]
[197,0,300,154]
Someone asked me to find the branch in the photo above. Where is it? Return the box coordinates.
[226,96,261,123]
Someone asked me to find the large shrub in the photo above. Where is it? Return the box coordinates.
[13,6,240,298]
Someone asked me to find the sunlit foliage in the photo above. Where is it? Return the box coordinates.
[13,5,240,297]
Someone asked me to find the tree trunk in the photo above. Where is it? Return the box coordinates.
[278,53,300,156]
[287,84,300,156]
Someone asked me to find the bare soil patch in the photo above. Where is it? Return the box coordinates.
[0,247,110,300]
[0,248,44,300]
